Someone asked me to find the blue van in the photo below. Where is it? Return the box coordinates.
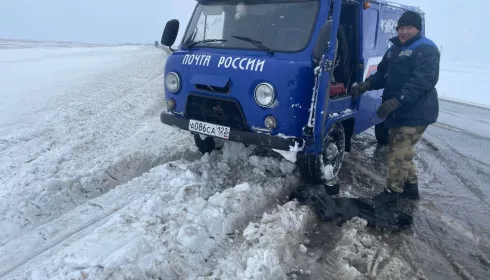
[159,0,425,183]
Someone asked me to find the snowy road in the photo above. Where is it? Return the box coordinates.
[299,100,490,280]
[1,42,490,280]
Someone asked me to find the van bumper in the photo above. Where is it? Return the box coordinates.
[160,112,304,151]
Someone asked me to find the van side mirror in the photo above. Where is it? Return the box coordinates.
[312,20,332,62]
[161,19,180,48]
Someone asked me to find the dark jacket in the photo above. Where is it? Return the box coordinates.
[366,33,440,128]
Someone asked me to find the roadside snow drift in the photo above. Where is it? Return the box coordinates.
[1,142,299,279]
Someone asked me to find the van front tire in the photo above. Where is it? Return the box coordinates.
[298,122,345,184]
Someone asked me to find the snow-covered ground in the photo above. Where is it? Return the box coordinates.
[1,40,489,280]
[0,39,107,50]
[437,62,490,107]
[0,43,197,250]
[0,41,309,279]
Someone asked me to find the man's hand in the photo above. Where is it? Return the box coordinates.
[351,81,371,101]
[376,98,401,119]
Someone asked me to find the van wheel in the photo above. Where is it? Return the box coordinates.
[193,134,224,154]
[375,122,390,146]
[298,122,345,184]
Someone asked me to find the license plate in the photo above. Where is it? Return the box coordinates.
[188,119,230,139]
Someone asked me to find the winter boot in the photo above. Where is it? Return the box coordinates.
[401,182,420,200]
[372,188,400,208]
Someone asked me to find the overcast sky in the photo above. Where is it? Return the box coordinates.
[0,0,487,63]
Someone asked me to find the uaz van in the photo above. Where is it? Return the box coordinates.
[158,0,425,183]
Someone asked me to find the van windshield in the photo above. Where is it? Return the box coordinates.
[182,0,319,52]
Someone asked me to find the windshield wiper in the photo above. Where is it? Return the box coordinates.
[230,35,274,55]
[186,39,228,48]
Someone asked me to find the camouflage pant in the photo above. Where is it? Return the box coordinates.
[387,125,428,192]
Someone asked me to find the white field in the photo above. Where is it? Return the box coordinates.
[437,62,490,107]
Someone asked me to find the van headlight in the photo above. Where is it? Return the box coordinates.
[165,72,180,93]
[254,83,275,107]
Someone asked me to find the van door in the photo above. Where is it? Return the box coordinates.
[304,0,340,154]
[354,2,382,134]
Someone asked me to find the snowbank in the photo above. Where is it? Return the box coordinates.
[328,218,414,279]
[0,142,299,279]
[208,208,416,280]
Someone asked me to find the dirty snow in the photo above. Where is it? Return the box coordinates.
[208,201,313,279]
[295,218,416,280]
[331,218,413,279]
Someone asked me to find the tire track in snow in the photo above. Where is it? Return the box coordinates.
[1,142,298,279]
[0,206,122,278]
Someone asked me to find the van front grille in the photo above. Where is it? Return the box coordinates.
[185,94,249,131]
[195,81,230,94]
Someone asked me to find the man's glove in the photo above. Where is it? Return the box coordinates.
[376,98,401,119]
[351,81,371,101]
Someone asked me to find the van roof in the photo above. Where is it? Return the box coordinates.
[194,0,424,15]
[368,0,425,14]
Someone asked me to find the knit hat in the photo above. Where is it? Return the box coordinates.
[397,11,422,31]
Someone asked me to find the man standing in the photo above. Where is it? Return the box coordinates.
[352,11,440,205]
